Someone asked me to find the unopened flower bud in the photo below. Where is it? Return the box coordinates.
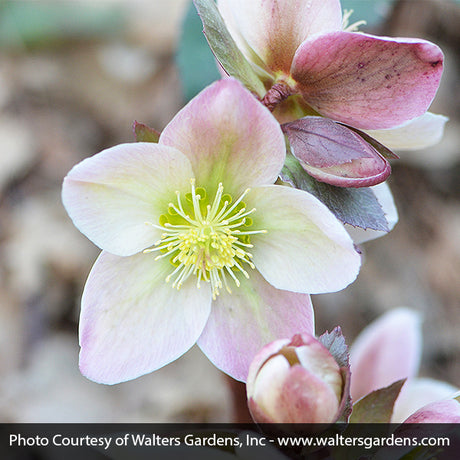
[247,334,346,424]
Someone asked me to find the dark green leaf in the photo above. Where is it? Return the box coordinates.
[280,154,389,231]
[192,0,266,97]
[349,379,406,423]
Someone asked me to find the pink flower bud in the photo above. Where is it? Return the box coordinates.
[247,334,345,424]
[403,399,460,423]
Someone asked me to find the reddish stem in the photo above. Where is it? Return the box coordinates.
[261,82,293,112]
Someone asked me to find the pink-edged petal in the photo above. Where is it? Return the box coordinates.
[62,143,194,256]
[218,0,342,74]
[79,251,212,384]
[350,308,422,402]
[403,399,460,423]
[392,378,459,423]
[247,185,361,294]
[283,116,391,187]
[160,78,285,197]
[365,112,448,151]
[292,31,443,129]
[197,269,314,382]
[246,338,290,399]
[278,365,341,423]
[295,338,343,400]
[345,182,398,244]
[251,354,291,419]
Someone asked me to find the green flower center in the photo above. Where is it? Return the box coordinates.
[145,179,266,299]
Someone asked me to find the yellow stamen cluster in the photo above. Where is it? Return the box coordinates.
[145,179,266,299]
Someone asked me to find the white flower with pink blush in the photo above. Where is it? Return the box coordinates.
[203,0,447,192]
[62,78,361,385]
[350,307,460,423]
[216,0,445,135]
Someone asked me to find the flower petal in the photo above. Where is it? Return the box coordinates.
[197,269,314,382]
[403,399,460,423]
[79,251,212,384]
[246,338,291,399]
[350,308,422,402]
[345,182,398,244]
[248,185,361,294]
[365,112,448,151]
[292,32,443,129]
[251,354,341,424]
[251,354,291,419]
[283,116,391,187]
[392,378,459,423]
[217,0,342,74]
[62,143,194,256]
[160,78,285,197]
[278,365,341,423]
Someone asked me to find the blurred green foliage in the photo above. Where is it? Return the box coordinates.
[176,1,221,101]
[0,1,125,49]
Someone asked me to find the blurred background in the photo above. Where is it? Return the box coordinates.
[0,0,458,423]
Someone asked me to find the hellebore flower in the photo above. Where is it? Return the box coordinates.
[246,334,348,424]
[210,0,446,186]
[62,78,361,384]
[349,307,459,423]
[217,0,443,131]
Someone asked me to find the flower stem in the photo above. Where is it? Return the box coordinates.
[262,82,294,112]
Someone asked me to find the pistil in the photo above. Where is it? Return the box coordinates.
[145,179,266,299]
